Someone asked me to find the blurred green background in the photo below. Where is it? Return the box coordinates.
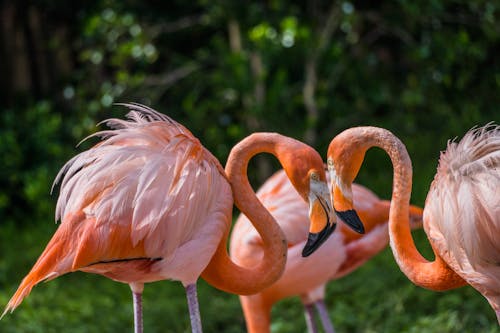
[0,0,498,332]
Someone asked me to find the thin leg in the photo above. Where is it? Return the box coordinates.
[132,292,143,333]
[185,283,203,333]
[130,283,144,333]
[304,303,318,333]
[314,300,335,333]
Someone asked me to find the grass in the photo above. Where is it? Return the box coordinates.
[0,222,498,333]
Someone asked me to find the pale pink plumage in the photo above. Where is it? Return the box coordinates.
[424,124,500,319]
[53,104,232,284]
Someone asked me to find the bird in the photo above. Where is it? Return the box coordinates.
[230,168,423,333]
[322,124,500,324]
[1,103,339,333]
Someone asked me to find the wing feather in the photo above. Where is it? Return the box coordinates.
[53,104,229,265]
[4,104,233,315]
[426,124,500,289]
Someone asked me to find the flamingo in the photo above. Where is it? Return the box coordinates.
[2,104,346,333]
[315,124,500,324]
[230,169,423,333]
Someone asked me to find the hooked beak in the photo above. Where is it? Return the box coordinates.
[302,181,337,257]
[330,170,365,234]
[334,209,365,234]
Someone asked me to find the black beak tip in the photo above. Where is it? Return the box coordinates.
[301,223,336,257]
[335,209,365,234]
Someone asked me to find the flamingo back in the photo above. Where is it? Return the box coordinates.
[230,169,392,265]
[424,124,500,301]
[53,103,232,269]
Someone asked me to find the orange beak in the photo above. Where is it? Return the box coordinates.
[330,170,365,234]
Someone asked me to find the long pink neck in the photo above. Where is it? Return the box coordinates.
[202,133,291,295]
[345,127,465,290]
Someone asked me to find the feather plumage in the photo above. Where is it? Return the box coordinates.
[426,124,500,270]
[3,104,232,317]
[425,123,500,314]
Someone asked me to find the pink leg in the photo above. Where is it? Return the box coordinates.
[185,283,203,333]
[304,303,318,333]
[314,300,335,333]
[132,292,143,333]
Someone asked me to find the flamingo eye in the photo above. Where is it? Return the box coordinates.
[310,172,319,181]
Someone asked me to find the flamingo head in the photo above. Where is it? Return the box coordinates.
[324,132,366,237]
[278,141,337,258]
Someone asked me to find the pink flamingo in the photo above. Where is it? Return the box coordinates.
[230,169,423,332]
[321,125,499,324]
[2,104,341,333]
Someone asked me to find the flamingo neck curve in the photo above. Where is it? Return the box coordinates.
[335,127,465,290]
[203,133,299,295]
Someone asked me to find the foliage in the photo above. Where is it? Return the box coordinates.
[0,0,499,332]
[0,102,65,224]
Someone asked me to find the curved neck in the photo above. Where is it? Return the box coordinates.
[202,133,290,295]
[350,128,465,290]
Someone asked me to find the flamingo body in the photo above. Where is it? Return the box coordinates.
[230,169,423,332]
[4,104,232,317]
[326,124,500,324]
[423,125,500,320]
